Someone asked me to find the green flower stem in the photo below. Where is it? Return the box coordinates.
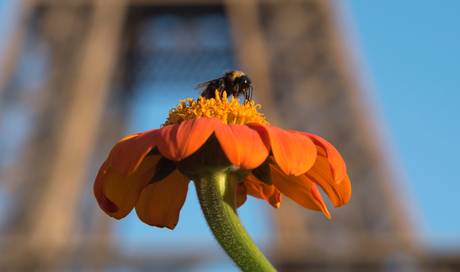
[195,170,277,272]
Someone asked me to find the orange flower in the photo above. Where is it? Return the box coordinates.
[94,92,351,229]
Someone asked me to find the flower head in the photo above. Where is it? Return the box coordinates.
[94,91,351,229]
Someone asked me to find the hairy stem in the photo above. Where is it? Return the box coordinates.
[195,171,276,272]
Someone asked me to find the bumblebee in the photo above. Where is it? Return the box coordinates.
[196,70,253,102]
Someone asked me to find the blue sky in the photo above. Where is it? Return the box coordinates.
[0,1,17,64]
[344,0,460,246]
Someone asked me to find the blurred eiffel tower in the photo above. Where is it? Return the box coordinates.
[0,0,458,271]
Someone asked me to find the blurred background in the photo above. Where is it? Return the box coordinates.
[0,0,459,271]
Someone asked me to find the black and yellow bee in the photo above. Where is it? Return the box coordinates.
[196,70,253,102]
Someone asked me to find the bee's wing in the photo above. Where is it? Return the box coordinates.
[195,79,214,91]
[195,77,225,93]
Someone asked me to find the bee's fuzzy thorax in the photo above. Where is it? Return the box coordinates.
[228,70,245,80]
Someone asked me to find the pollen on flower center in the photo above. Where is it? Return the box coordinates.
[163,90,268,126]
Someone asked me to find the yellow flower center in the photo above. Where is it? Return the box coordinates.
[164,91,268,126]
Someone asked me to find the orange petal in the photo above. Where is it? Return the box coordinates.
[248,124,317,176]
[156,118,220,161]
[135,170,189,229]
[336,175,352,204]
[98,155,160,219]
[236,182,247,208]
[214,124,269,169]
[271,165,331,218]
[108,129,158,176]
[244,175,281,208]
[305,155,351,207]
[94,160,118,214]
[299,132,347,183]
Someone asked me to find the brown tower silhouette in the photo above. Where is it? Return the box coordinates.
[0,0,458,271]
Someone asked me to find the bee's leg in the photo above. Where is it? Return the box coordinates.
[217,86,223,98]
[244,86,252,103]
[203,85,215,98]
[233,84,240,99]
[214,80,223,98]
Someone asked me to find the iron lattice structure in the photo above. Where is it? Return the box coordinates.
[0,0,458,271]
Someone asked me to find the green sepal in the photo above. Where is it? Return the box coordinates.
[151,157,176,183]
[146,147,160,156]
[178,135,231,179]
[252,159,272,185]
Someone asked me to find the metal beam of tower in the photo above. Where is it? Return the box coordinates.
[251,1,417,269]
[225,0,278,123]
[0,0,34,101]
[27,0,127,265]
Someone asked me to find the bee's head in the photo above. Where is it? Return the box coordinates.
[235,75,252,89]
